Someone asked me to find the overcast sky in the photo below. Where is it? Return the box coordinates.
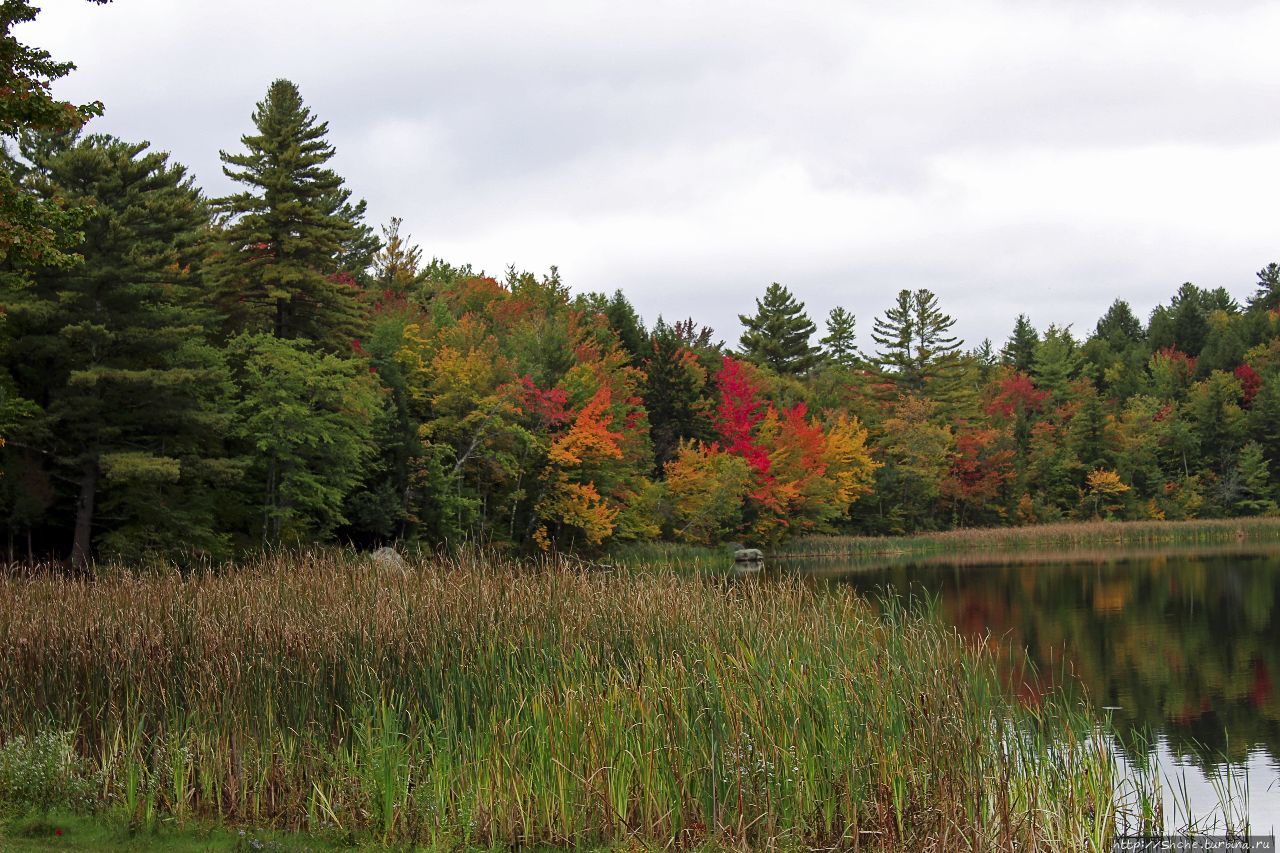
[23,0,1280,350]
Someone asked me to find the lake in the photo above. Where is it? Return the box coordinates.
[788,544,1280,834]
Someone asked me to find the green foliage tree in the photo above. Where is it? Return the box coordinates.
[1234,440,1277,515]
[1001,314,1039,374]
[1032,325,1081,399]
[738,282,818,375]
[209,79,376,348]
[1148,283,1238,358]
[871,289,964,398]
[228,333,379,546]
[644,317,716,472]
[0,0,108,270]
[3,134,236,566]
[872,395,953,532]
[1082,300,1147,400]
[1249,263,1280,313]
[820,306,858,366]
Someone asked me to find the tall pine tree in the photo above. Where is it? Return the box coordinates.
[1001,314,1039,373]
[820,306,859,366]
[871,289,963,395]
[3,134,237,566]
[210,79,375,348]
[738,282,818,375]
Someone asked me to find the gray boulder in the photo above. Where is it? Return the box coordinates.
[369,546,408,572]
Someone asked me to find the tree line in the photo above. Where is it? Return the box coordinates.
[4,4,1280,565]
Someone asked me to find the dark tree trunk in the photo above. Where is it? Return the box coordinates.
[70,459,97,571]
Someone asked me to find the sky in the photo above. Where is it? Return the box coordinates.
[21,0,1280,350]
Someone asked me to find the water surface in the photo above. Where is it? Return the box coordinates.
[789,544,1280,833]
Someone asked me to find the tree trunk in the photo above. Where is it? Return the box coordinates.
[70,459,97,572]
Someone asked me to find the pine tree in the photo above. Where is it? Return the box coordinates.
[1234,440,1277,515]
[738,282,818,375]
[1094,299,1143,344]
[644,317,716,472]
[820,306,858,366]
[1001,314,1039,373]
[1032,325,1081,398]
[0,0,107,271]
[871,289,963,395]
[372,216,422,294]
[1249,263,1280,313]
[210,79,375,348]
[3,134,237,566]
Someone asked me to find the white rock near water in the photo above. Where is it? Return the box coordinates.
[369,546,408,571]
[733,548,764,575]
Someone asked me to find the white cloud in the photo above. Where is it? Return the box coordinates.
[23,0,1280,350]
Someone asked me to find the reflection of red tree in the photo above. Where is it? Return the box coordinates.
[1250,659,1272,708]
[948,588,1055,706]
[951,589,1010,639]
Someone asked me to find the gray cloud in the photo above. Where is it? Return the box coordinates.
[25,0,1280,352]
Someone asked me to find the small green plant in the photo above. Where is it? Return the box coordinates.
[0,730,102,816]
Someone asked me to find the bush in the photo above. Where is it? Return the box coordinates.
[0,730,101,816]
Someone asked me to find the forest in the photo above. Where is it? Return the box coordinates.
[5,8,1280,568]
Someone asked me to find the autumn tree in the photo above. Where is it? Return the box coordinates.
[873,395,953,532]
[662,441,751,543]
[209,79,376,348]
[738,282,819,375]
[372,216,423,294]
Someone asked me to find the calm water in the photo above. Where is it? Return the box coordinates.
[792,544,1280,833]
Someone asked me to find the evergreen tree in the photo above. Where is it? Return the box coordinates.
[820,306,858,366]
[3,134,236,566]
[1032,325,1081,398]
[372,216,422,294]
[1082,300,1147,399]
[971,339,998,383]
[1001,314,1039,373]
[871,289,963,395]
[1234,440,1277,515]
[1249,263,1280,313]
[738,282,818,375]
[0,0,106,271]
[1148,283,1238,358]
[645,317,716,472]
[1095,299,1144,344]
[578,289,650,361]
[209,79,375,348]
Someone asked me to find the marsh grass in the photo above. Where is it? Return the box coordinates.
[0,550,1172,849]
[773,518,1280,564]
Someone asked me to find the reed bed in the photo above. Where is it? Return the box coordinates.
[1,550,1155,849]
[774,517,1280,563]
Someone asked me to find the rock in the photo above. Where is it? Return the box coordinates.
[369,546,407,572]
[733,547,764,577]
